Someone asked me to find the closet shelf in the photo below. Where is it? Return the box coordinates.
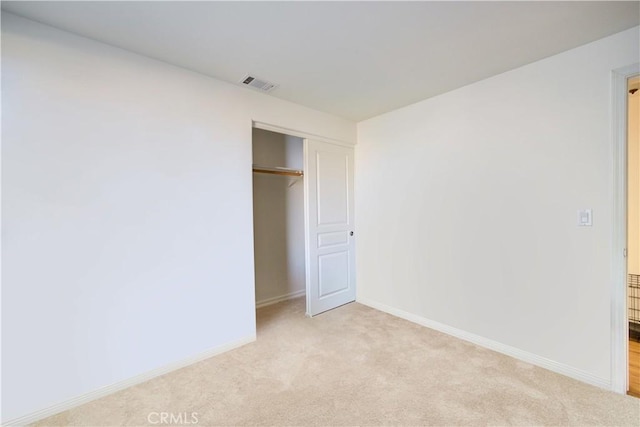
[252,165,303,177]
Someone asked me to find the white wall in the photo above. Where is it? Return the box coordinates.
[252,129,305,304]
[1,13,354,422]
[356,27,640,385]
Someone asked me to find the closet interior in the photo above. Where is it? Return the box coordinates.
[252,128,306,309]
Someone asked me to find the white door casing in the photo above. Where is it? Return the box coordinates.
[611,64,640,394]
[304,139,356,316]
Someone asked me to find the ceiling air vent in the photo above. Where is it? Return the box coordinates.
[240,74,278,93]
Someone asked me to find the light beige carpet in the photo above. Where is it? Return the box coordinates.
[35,298,640,426]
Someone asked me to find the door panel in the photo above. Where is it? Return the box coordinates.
[317,231,349,248]
[318,251,350,297]
[316,151,349,225]
[305,139,355,316]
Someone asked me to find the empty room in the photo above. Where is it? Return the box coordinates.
[2,1,640,426]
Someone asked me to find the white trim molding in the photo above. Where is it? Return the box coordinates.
[2,336,256,426]
[256,289,306,309]
[357,297,611,390]
[252,121,355,148]
[610,63,640,395]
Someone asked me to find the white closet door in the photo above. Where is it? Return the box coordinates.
[304,139,355,316]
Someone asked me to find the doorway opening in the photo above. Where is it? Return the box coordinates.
[251,127,306,312]
[627,75,640,397]
[250,122,357,323]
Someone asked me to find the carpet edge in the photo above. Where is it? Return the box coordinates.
[356,297,612,392]
[2,335,257,426]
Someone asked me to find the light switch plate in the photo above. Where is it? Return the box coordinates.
[578,209,592,226]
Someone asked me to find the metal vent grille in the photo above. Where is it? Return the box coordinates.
[240,75,277,92]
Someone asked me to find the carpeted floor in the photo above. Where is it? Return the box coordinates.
[35,298,640,426]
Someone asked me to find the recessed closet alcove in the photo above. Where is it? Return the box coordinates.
[252,128,306,308]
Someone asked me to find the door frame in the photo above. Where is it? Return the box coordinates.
[611,63,640,394]
[253,121,354,148]
[250,120,356,316]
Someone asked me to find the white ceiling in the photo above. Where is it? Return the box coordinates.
[3,1,639,121]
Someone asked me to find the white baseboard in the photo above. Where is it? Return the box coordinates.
[357,297,611,391]
[256,289,305,309]
[3,335,256,427]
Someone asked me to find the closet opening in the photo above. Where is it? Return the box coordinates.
[252,128,306,313]
[251,122,356,322]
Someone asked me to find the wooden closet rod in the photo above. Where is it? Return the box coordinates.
[252,165,303,177]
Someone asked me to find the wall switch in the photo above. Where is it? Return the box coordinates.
[578,209,592,226]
